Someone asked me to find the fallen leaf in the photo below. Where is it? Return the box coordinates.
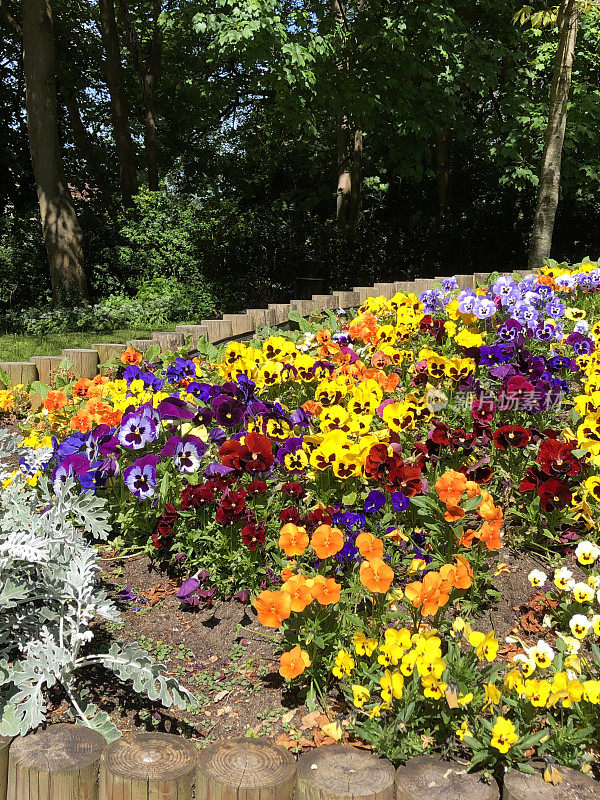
[445,688,459,709]
[301,711,322,730]
[213,690,230,703]
[281,709,297,725]
[321,722,343,742]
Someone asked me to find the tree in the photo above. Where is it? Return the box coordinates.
[98,0,139,204]
[524,0,579,269]
[22,0,89,302]
[118,0,163,190]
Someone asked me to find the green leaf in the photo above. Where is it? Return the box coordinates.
[30,381,50,398]
[144,344,162,363]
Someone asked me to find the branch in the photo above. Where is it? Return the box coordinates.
[0,0,22,37]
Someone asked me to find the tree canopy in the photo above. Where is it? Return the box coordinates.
[1,0,600,310]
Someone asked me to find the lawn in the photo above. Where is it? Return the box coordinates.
[0,328,176,361]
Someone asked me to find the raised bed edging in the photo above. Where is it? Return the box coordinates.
[1,725,598,800]
[0,270,530,387]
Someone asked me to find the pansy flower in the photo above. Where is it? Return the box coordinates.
[123,454,161,500]
[118,408,157,450]
[492,425,530,450]
[52,453,90,491]
[212,395,246,427]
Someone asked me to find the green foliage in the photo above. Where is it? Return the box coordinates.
[3,0,600,311]
[0,432,194,740]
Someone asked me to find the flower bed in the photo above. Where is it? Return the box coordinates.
[3,263,600,777]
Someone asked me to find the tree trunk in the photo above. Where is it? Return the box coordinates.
[142,61,160,190]
[528,0,578,270]
[435,125,451,215]
[63,90,110,189]
[22,0,89,303]
[336,122,352,220]
[98,0,138,204]
[349,128,362,225]
[118,0,162,190]
[331,0,362,227]
[332,0,348,221]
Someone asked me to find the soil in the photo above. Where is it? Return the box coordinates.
[46,552,311,745]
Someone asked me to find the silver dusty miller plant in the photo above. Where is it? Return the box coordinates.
[0,430,194,741]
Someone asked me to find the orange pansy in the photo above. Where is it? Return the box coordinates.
[42,390,68,413]
[279,646,311,680]
[282,575,313,612]
[253,590,292,628]
[72,378,92,398]
[404,571,451,616]
[310,575,342,605]
[359,558,394,594]
[356,532,384,561]
[311,525,344,559]
[69,408,93,432]
[279,523,309,557]
[435,469,467,506]
[443,505,465,523]
[121,345,142,366]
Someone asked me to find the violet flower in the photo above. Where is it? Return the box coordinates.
[118,409,157,450]
[123,454,161,499]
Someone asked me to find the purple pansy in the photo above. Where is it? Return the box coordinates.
[123,454,161,499]
[118,408,158,450]
[212,395,245,427]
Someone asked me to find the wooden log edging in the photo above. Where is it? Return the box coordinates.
[1,727,600,800]
[99,732,197,800]
[396,755,499,800]
[503,763,600,800]
[1,269,534,384]
[6,724,106,800]
[0,737,10,800]
[297,744,396,800]
[197,737,296,800]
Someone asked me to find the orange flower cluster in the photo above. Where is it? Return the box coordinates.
[356,531,394,594]
[349,310,379,345]
[278,523,344,559]
[434,469,503,551]
[405,555,473,616]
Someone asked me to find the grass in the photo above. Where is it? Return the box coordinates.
[0,328,176,362]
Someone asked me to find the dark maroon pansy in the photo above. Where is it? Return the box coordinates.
[537,478,572,511]
[536,439,582,477]
[492,425,531,450]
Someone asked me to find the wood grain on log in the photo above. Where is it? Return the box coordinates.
[99,732,197,800]
[503,764,600,800]
[196,737,295,800]
[125,339,154,354]
[90,344,127,364]
[30,355,62,385]
[7,724,106,800]
[61,349,99,378]
[151,331,185,352]
[296,744,395,800]
[0,362,38,387]
[395,756,499,800]
[0,736,11,800]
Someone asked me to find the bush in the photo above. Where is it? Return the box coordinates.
[0,276,217,335]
